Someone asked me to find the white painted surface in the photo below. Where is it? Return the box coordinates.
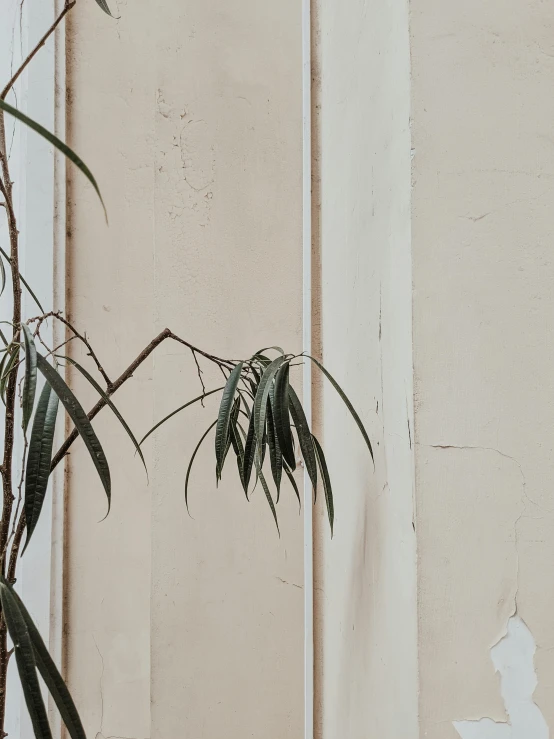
[454,616,548,739]
[0,0,65,736]
[314,0,418,736]
[302,0,314,736]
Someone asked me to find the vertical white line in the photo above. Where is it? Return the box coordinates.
[302,0,313,738]
[49,1,67,735]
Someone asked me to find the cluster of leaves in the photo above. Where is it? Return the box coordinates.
[0,577,86,739]
[4,326,373,738]
[183,349,374,535]
[0,0,374,735]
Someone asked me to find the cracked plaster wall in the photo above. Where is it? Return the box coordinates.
[412,0,554,734]
[65,0,303,737]
[313,0,418,736]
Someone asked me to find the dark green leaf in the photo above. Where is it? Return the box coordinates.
[5,583,86,739]
[94,0,115,16]
[0,252,5,296]
[219,396,240,479]
[0,100,106,219]
[249,365,261,386]
[0,582,52,739]
[242,406,256,493]
[312,435,334,535]
[23,381,59,553]
[0,246,45,313]
[22,325,38,433]
[215,362,244,479]
[273,362,295,470]
[267,388,282,499]
[139,387,224,446]
[185,420,217,513]
[253,356,284,463]
[0,350,9,393]
[253,346,284,356]
[283,462,301,511]
[1,344,20,403]
[60,355,147,478]
[306,355,374,464]
[37,354,111,510]
[253,457,279,535]
[287,385,317,492]
[230,416,247,496]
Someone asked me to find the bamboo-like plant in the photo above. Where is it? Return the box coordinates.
[0,1,373,736]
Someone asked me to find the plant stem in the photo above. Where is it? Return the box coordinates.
[48,328,235,471]
[0,106,21,739]
[0,1,76,101]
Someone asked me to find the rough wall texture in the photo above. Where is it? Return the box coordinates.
[65,1,303,737]
[313,0,418,737]
[412,0,554,735]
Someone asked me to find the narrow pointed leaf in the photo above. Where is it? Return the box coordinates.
[306,355,374,463]
[185,419,217,513]
[94,0,115,16]
[219,396,240,479]
[288,385,317,492]
[139,387,224,446]
[5,583,86,739]
[0,350,9,391]
[36,354,111,509]
[0,583,53,739]
[215,362,244,478]
[253,356,284,463]
[251,353,272,368]
[23,381,59,553]
[284,462,301,511]
[0,252,5,296]
[254,458,279,535]
[267,389,282,498]
[0,100,106,218]
[242,406,257,493]
[253,346,284,357]
[230,416,246,495]
[22,325,38,433]
[60,356,147,478]
[273,362,295,470]
[0,246,45,313]
[1,344,20,403]
[312,435,334,536]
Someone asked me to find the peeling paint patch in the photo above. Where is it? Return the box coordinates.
[454,616,549,739]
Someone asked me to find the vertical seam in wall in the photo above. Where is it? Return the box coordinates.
[302,0,313,737]
[407,1,421,730]
[52,1,67,736]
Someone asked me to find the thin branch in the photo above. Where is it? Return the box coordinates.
[49,328,238,472]
[0,1,76,101]
[0,95,20,739]
[29,311,113,388]
[4,429,28,568]
[7,513,24,584]
[191,349,206,405]
[0,110,22,569]
[8,325,245,575]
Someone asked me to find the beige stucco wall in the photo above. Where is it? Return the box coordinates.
[412,0,554,735]
[314,0,418,737]
[62,0,554,736]
[65,1,303,737]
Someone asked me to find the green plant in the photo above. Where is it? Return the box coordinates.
[0,1,373,736]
